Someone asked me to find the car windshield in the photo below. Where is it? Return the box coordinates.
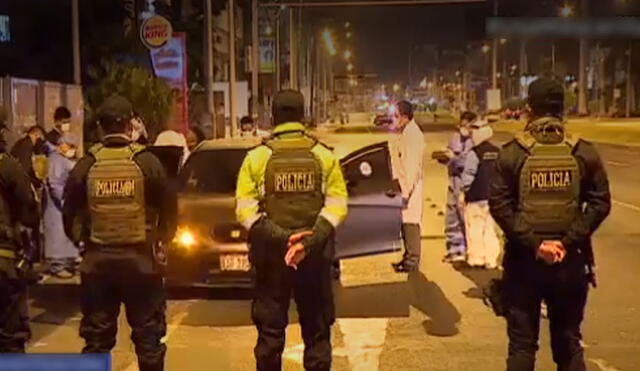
[180,148,248,194]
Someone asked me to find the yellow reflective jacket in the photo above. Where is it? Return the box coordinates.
[235,122,348,231]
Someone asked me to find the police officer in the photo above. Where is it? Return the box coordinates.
[62,95,177,371]
[0,122,39,353]
[489,77,611,370]
[236,90,348,371]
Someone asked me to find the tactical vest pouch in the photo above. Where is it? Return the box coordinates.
[518,138,581,236]
[87,146,146,245]
[264,135,324,230]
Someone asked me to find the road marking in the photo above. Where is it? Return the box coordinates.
[589,358,622,371]
[335,318,388,371]
[612,199,640,213]
[123,303,191,371]
[606,160,628,167]
[282,318,389,370]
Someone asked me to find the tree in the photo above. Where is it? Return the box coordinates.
[85,62,173,142]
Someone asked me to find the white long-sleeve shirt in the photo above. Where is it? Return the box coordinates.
[395,120,425,224]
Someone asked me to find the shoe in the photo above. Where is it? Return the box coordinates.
[443,253,466,263]
[391,261,417,273]
[51,269,74,279]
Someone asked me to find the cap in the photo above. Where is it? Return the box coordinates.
[97,95,133,121]
[60,133,78,146]
[272,90,304,119]
[528,77,564,111]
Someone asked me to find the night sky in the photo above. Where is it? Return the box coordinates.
[1,0,639,84]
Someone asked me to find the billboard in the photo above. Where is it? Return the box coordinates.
[0,15,9,42]
[151,33,189,133]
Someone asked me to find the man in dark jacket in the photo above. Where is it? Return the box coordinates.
[489,77,611,371]
[10,126,45,183]
[62,95,177,371]
[0,127,40,353]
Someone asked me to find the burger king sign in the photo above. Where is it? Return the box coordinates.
[140,15,173,49]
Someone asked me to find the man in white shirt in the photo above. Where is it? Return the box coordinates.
[391,101,425,273]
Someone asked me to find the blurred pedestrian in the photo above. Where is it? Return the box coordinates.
[490,77,611,370]
[45,106,72,149]
[240,116,257,137]
[442,111,476,263]
[155,122,190,164]
[44,133,79,278]
[460,120,501,269]
[186,126,206,151]
[130,112,149,145]
[10,126,46,185]
[391,101,425,273]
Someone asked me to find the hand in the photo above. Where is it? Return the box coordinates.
[288,231,313,247]
[458,193,466,207]
[537,241,566,265]
[285,243,307,270]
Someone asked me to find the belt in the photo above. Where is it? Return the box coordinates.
[0,248,15,259]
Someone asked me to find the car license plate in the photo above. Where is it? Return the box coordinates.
[220,254,250,272]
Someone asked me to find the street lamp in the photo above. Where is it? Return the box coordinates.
[345,22,351,29]
[265,25,273,36]
[393,83,400,92]
[347,63,354,72]
[419,78,427,89]
[559,4,575,18]
[482,44,491,54]
[346,31,353,39]
[344,50,352,60]
[322,29,337,56]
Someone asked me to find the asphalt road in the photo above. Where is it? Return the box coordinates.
[24,115,640,370]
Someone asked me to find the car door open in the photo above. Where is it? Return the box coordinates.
[335,141,403,259]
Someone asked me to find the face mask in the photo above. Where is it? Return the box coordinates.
[61,123,71,132]
[459,127,470,137]
[130,130,141,142]
[64,149,77,159]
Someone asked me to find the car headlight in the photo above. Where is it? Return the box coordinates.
[174,227,197,249]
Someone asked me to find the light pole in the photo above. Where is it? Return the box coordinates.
[627,41,633,117]
[252,0,259,118]
[578,0,588,115]
[204,0,216,137]
[72,0,80,84]
[491,0,498,90]
[289,8,298,89]
[229,0,238,137]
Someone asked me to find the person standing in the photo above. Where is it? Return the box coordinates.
[46,106,72,149]
[460,120,501,269]
[391,101,425,273]
[441,111,476,263]
[489,77,611,370]
[63,95,177,371]
[236,90,348,371]
[10,126,46,184]
[0,125,40,352]
[43,133,79,278]
[154,122,190,164]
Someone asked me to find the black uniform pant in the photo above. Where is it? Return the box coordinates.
[401,223,422,270]
[251,250,335,371]
[0,272,30,353]
[504,259,589,371]
[80,272,166,371]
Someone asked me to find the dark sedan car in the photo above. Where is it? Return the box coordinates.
[165,138,403,287]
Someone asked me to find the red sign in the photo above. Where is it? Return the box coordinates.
[151,33,189,133]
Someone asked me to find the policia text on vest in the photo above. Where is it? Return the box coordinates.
[529,169,572,191]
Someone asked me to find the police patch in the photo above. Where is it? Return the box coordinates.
[94,179,136,198]
[530,169,572,191]
[274,171,315,192]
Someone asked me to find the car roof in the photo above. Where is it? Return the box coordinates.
[193,138,263,152]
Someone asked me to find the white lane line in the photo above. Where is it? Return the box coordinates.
[123,303,191,371]
[613,199,640,213]
[606,160,628,167]
[589,358,623,371]
[283,318,389,370]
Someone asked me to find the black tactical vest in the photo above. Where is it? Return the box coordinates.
[263,132,324,230]
[516,119,581,237]
[466,141,500,202]
[87,144,147,245]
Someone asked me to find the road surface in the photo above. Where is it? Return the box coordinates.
[25,114,640,370]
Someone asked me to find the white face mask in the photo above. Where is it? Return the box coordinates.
[61,123,71,132]
[64,149,77,159]
[130,130,141,142]
[459,127,470,137]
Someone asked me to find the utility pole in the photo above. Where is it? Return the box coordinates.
[519,40,527,98]
[491,0,498,90]
[229,0,238,137]
[578,0,588,115]
[289,8,298,89]
[204,0,216,137]
[551,43,556,74]
[627,42,633,118]
[72,0,81,84]
[251,0,259,118]
[322,51,328,122]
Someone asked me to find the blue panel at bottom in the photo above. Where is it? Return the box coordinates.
[0,354,111,371]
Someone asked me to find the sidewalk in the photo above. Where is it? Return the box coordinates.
[496,118,640,147]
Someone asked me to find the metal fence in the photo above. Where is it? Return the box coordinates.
[0,77,84,154]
